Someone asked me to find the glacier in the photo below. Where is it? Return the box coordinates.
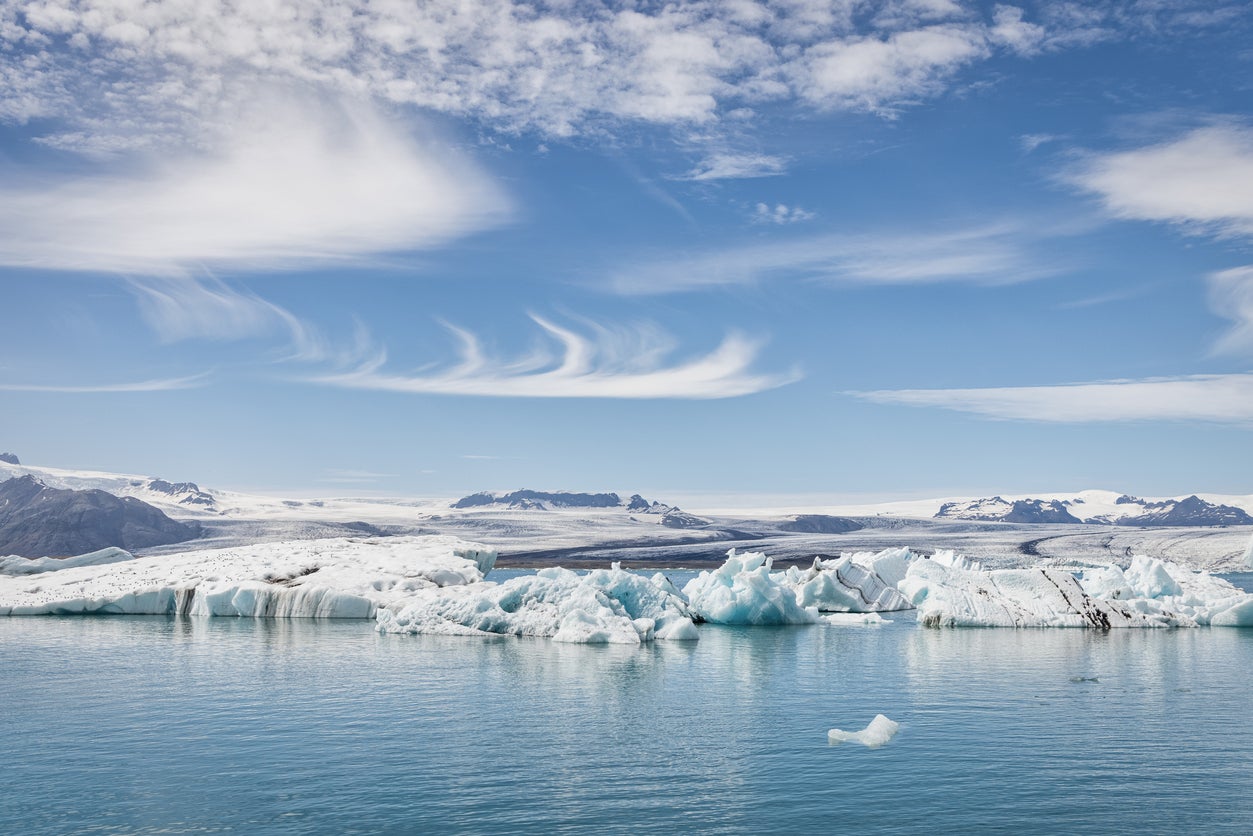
[828,715,900,748]
[377,563,699,644]
[0,536,496,617]
[900,553,1253,628]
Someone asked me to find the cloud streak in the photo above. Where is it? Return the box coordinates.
[309,315,799,400]
[850,373,1253,424]
[0,374,209,393]
[609,223,1064,294]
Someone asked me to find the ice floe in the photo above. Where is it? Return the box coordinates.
[0,547,135,576]
[901,553,1253,628]
[0,536,495,617]
[377,563,699,644]
[828,715,900,748]
[682,550,818,625]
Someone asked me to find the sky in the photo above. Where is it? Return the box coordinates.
[1,0,1252,501]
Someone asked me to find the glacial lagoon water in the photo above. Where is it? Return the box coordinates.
[3,573,1253,835]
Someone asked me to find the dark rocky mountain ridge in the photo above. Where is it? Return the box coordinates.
[0,476,200,557]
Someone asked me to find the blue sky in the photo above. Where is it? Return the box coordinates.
[1,0,1252,500]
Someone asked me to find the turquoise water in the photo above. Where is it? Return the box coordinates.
[3,585,1253,833]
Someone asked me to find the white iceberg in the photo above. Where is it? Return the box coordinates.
[780,547,914,613]
[0,546,135,576]
[1079,556,1253,627]
[377,563,699,644]
[828,715,900,748]
[0,536,495,618]
[900,552,1253,628]
[682,550,819,625]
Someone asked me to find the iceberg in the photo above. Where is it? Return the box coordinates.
[779,547,914,613]
[900,552,1253,628]
[377,563,699,644]
[682,550,819,625]
[0,546,134,576]
[828,715,900,748]
[0,536,495,618]
[1079,556,1253,627]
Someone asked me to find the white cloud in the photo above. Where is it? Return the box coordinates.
[0,2,1080,147]
[1070,124,1253,238]
[794,24,990,112]
[678,153,789,181]
[1209,266,1253,357]
[1019,132,1060,153]
[0,95,509,276]
[610,223,1061,294]
[0,374,209,393]
[850,373,1253,424]
[752,203,815,224]
[308,315,799,399]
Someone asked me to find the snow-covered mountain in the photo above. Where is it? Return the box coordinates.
[936,497,1084,524]
[449,489,710,527]
[934,491,1253,526]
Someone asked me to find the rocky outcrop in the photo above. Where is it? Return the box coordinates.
[0,453,19,465]
[147,479,216,507]
[779,514,864,534]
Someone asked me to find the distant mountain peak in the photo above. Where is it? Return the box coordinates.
[451,489,623,510]
[938,492,1252,527]
[448,489,710,526]
[0,452,19,465]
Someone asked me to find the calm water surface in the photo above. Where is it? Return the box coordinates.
[2,574,1252,834]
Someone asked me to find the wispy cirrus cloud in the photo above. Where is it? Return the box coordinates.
[0,374,209,393]
[308,315,799,400]
[850,372,1253,424]
[1209,266,1253,357]
[676,153,789,181]
[609,223,1065,294]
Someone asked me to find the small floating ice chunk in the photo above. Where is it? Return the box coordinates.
[820,612,890,626]
[828,715,900,748]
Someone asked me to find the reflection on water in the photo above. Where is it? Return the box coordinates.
[1,615,1252,834]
